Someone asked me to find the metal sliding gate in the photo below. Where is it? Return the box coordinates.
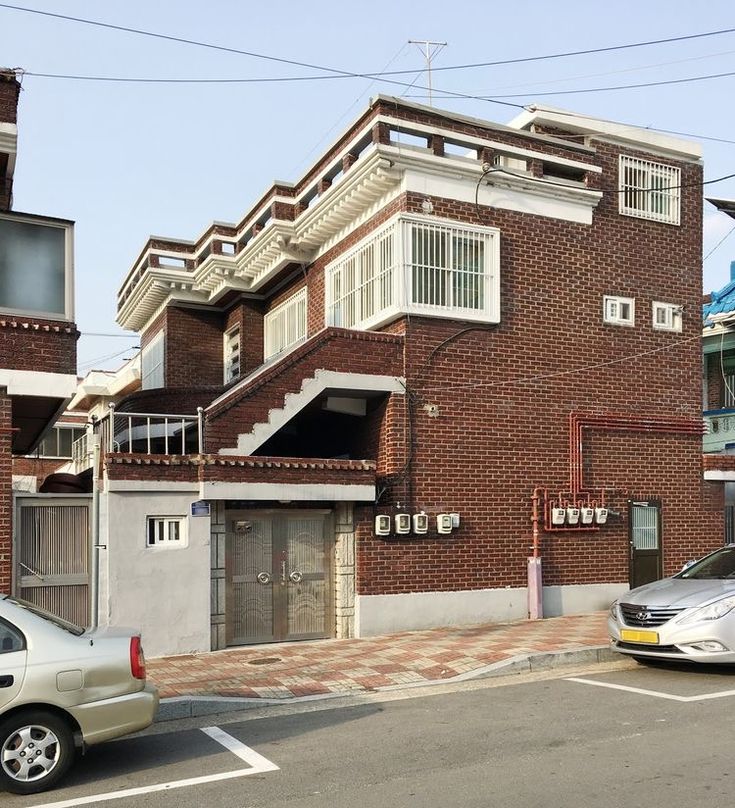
[14,496,91,627]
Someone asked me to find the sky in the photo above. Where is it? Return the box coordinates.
[1,0,734,373]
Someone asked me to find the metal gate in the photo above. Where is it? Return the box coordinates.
[14,496,91,627]
[225,509,334,645]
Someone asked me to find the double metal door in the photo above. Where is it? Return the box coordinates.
[225,510,333,645]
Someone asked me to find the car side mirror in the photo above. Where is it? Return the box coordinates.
[680,560,696,572]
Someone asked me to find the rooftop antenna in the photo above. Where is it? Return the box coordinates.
[408,40,447,106]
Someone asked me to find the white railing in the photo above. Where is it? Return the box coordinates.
[71,431,92,474]
[107,405,204,456]
[703,411,735,453]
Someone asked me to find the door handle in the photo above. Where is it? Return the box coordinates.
[256,572,272,585]
[0,675,14,688]
[289,571,303,584]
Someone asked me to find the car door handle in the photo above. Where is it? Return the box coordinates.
[0,675,14,688]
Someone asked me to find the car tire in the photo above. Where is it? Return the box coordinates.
[0,710,76,795]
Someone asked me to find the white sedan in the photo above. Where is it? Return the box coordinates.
[0,595,158,794]
[608,545,735,664]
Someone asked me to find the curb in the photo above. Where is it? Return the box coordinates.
[154,644,617,723]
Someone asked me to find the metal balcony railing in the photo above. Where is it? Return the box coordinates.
[107,405,204,456]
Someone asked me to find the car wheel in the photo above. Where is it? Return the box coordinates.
[0,710,75,795]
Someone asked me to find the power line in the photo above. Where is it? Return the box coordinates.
[4,4,735,81]
[485,67,735,98]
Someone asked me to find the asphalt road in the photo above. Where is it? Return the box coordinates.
[16,659,735,808]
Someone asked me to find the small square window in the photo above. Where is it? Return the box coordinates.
[146,517,187,548]
[603,296,635,327]
[652,301,682,332]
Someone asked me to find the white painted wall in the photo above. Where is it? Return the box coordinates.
[99,487,211,657]
[355,583,628,636]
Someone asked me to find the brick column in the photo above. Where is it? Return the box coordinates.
[0,391,13,593]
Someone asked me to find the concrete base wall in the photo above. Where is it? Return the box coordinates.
[100,488,211,657]
[355,582,629,637]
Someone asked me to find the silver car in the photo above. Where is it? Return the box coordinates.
[0,595,158,795]
[608,544,735,664]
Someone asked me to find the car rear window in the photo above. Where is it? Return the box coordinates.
[5,596,85,636]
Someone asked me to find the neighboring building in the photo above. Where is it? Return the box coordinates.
[0,69,78,599]
[702,205,735,538]
[87,96,720,656]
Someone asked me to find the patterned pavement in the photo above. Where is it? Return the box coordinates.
[147,612,609,700]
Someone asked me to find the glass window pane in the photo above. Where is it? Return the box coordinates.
[0,217,67,317]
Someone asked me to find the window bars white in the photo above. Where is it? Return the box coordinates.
[264,287,307,360]
[619,155,680,225]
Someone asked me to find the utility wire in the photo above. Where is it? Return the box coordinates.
[3,4,735,79]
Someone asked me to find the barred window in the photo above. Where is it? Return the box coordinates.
[326,214,499,330]
[224,326,240,383]
[619,155,680,225]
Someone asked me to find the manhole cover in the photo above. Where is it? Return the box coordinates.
[247,657,281,666]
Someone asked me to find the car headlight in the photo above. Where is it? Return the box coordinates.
[608,600,619,620]
[678,596,735,624]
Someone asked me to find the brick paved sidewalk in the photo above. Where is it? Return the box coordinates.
[147,612,609,701]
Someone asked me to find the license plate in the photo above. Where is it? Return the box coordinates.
[620,628,659,644]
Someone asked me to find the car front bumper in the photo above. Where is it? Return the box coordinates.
[69,683,159,746]
[608,614,735,664]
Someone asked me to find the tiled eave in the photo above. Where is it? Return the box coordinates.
[104,453,377,502]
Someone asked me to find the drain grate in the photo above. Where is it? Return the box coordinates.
[247,657,281,666]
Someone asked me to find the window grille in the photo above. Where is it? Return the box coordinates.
[407,220,488,312]
[141,331,165,389]
[619,155,680,225]
[326,214,498,330]
[328,224,395,329]
[224,325,241,383]
[264,288,307,360]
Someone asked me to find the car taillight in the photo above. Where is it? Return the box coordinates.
[130,636,146,680]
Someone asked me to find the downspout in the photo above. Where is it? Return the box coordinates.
[528,488,543,619]
[89,434,100,629]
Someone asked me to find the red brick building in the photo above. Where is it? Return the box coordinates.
[0,70,79,594]
[89,97,721,656]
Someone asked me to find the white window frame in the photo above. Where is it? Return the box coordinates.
[141,330,165,390]
[652,301,682,332]
[146,516,187,548]
[223,325,241,383]
[264,288,307,361]
[325,213,500,331]
[32,425,87,459]
[618,155,681,225]
[603,295,635,327]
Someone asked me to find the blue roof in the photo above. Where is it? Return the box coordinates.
[704,267,735,322]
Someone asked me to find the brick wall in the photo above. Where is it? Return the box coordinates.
[0,70,20,211]
[165,307,224,387]
[0,318,77,375]
[204,328,403,453]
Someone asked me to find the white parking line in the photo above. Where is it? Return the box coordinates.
[31,727,279,808]
[566,676,735,702]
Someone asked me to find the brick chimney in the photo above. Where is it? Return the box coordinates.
[0,69,21,211]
